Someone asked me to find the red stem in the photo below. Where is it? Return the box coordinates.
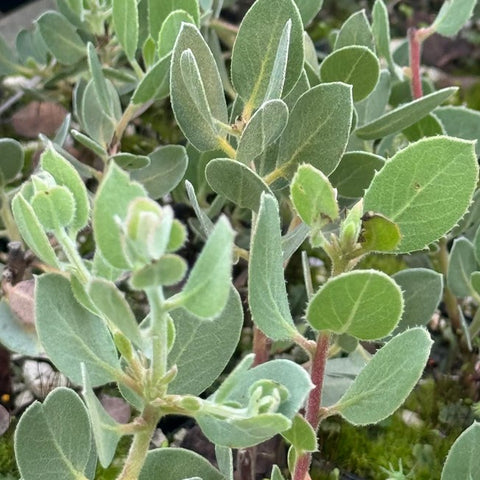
[293,332,330,480]
[252,326,270,366]
[408,27,423,99]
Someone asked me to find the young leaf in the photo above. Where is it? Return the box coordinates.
[320,46,380,102]
[31,186,75,232]
[130,254,187,289]
[329,151,384,199]
[231,0,304,110]
[205,159,273,211]
[170,24,228,151]
[236,100,289,165]
[40,147,90,233]
[290,164,339,227]
[111,153,150,170]
[158,10,196,58]
[0,138,24,185]
[113,0,139,61]
[131,53,171,104]
[355,87,457,139]
[12,192,60,268]
[447,237,477,297]
[87,278,142,347]
[36,274,121,386]
[82,365,123,468]
[281,414,317,452]
[148,0,200,40]
[334,10,374,50]
[363,137,478,253]
[333,328,432,425]
[441,422,480,480]
[307,270,403,340]
[249,194,298,340]
[93,162,146,269]
[358,212,401,253]
[432,0,477,37]
[392,268,443,333]
[168,288,243,395]
[15,388,92,480]
[139,448,223,480]
[168,216,233,319]
[276,82,353,179]
[36,11,86,65]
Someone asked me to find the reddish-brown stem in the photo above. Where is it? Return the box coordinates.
[293,332,330,480]
[408,27,423,99]
[252,326,271,366]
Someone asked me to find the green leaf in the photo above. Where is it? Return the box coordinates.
[293,0,323,25]
[359,212,401,252]
[447,237,477,297]
[329,151,384,199]
[87,43,113,116]
[131,53,171,104]
[16,27,48,65]
[148,0,200,40]
[271,465,286,480]
[12,191,60,268]
[87,278,142,347]
[142,36,156,68]
[441,422,480,480]
[170,216,233,319]
[320,46,379,102]
[434,106,480,155]
[277,83,353,178]
[392,268,443,333]
[215,446,233,480]
[0,300,41,357]
[36,11,86,65]
[334,328,432,425]
[139,448,223,480]
[158,10,196,58]
[71,129,107,158]
[93,162,146,269]
[0,33,18,75]
[402,113,444,141]
[0,138,23,185]
[281,414,317,452]
[113,0,139,61]
[31,186,75,232]
[249,194,297,340]
[36,274,121,386]
[355,69,391,126]
[40,147,90,233]
[111,153,150,170]
[168,288,243,395]
[355,87,457,140]
[205,159,273,212]
[364,136,478,253]
[307,270,403,340]
[334,10,374,50]
[371,0,396,73]
[81,365,122,468]
[432,0,477,37]
[131,254,187,289]
[231,0,304,110]
[237,100,288,165]
[290,164,339,227]
[170,24,228,151]
[15,388,92,480]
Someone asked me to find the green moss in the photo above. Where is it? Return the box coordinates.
[0,424,19,477]
[95,435,132,479]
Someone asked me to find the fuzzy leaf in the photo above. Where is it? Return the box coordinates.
[334,10,374,50]
[31,186,75,232]
[36,11,86,65]
[113,0,139,61]
[281,414,317,452]
[231,0,304,110]
[402,113,444,141]
[249,194,297,340]
[0,138,24,185]
[334,328,432,425]
[293,0,323,25]
[87,43,113,116]
[432,0,477,37]
[132,53,171,104]
[130,254,187,289]
[355,70,391,125]
[447,237,477,297]
[364,136,478,253]
[205,159,273,211]
[171,24,228,151]
[371,0,395,71]
[168,288,243,395]
[148,0,200,39]
[158,10,196,58]
[277,83,353,178]
[359,212,401,252]
[307,270,403,340]
[0,33,18,75]
[36,274,121,386]
[15,388,92,480]
[355,87,457,139]
[320,46,379,102]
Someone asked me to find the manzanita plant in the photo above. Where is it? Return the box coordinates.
[0,0,480,478]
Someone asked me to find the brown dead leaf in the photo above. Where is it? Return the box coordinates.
[7,279,35,329]
[11,101,67,138]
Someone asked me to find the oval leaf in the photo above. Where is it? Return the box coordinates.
[447,237,477,297]
[307,270,403,340]
[334,328,432,425]
[432,0,477,37]
[364,136,478,253]
[0,138,24,184]
[113,0,139,61]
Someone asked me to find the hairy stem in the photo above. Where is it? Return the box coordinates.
[293,332,330,480]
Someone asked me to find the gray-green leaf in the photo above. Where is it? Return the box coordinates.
[447,237,477,297]
[0,138,24,185]
[113,0,139,61]
[432,0,477,37]
[334,10,374,51]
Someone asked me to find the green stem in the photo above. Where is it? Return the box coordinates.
[0,191,22,242]
[116,405,161,480]
[263,165,287,185]
[146,287,168,394]
[217,137,237,159]
[55,228,91,284]
[113,103,141,149]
